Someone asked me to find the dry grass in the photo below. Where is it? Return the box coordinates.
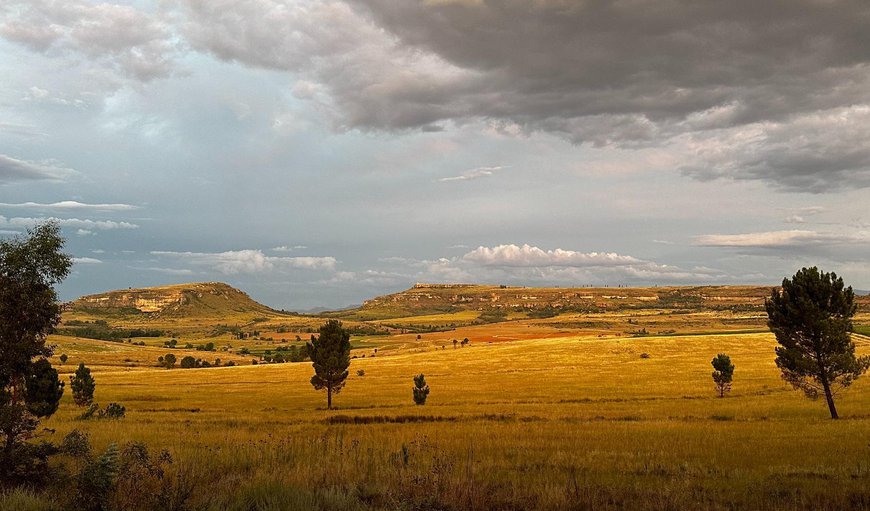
[19,329,870,510]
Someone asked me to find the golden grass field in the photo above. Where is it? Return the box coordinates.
[8,324,870,510]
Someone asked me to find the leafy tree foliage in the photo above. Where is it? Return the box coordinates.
[70,363,96,407]
[766,267,870,419]
[412,374,430,405]
[711,353,734,397]
[162,353,177,369]
[0,222,70,484]
[180,356,197,369]
[307,320,351,409]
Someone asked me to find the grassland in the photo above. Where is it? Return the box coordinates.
[11,329,870,510]
[8,284,870,510]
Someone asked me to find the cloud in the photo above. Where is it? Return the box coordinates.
[0,154,76,183]
[72,257,102,264]
[272,245,307,252]
[679,106,870,192]
[695,230,868,248]
[0,216,138,231]
[463,244,641,267]
[151,250,337,275]
[0,201,138,211]
[175,0,870,192]
[0,0,179,81]
[381,244,727,286]
[438,165,506,182]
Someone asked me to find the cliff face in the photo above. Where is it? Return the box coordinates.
[76,287,188,313]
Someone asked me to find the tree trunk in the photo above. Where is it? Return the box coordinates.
[820,375,839,419]
[327,385,332,410]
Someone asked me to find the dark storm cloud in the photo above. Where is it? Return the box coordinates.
[178,0,870,191]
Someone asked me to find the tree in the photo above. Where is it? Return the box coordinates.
[306,320,351,409]
[0,222,71,482]
[59,354,68,364]
[70,363,96,407]
[180,356,196,369]
[162,353,176,369]
[711,353,734,398]
[412,374,430,405]
[766,267,870,419]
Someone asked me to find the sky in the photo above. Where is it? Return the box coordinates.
[1,0,869,310]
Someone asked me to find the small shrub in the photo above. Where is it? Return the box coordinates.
[640,353,651,359]
[357,369,365,377]
[59,354,68,364]
[100,403,126,419]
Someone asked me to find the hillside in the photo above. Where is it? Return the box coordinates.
[66,282,279,319]
[331,283,779,320]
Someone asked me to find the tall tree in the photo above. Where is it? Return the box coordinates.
[412,374,430,405]
[0,222,71,481]
[70,363,96,407]
[710,353,734,398]
[307,320,351,409]
[766,267,870,419]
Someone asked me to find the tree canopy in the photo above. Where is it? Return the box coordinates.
[766,267,870,419]
[307,320,351,409]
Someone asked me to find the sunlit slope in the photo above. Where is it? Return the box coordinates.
[39,331,870,509]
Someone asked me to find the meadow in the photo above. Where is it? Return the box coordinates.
[9,326,870,510]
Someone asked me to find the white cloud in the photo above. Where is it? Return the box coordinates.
[463,244,641,267]
[272,245,307,252]
[72,257,102,264]
[696,230,867,248]
[438,166,506,182]
[0,201,138,211]
[0,0,179,81]
[0,216,138,231]
[0,154,76,183]
[151,250,337,275]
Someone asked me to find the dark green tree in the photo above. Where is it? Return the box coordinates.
[412,374,430,405]
[766,267,870,419]
[306,320,351,409]
[70,363,96,407]
[0,222,71,482]
[711,353,734,397]
[162,353,176,369]
[180,356,196,369]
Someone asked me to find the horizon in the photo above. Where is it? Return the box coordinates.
[2,1,869,310]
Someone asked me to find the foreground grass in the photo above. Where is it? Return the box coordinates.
[16,332,870,510]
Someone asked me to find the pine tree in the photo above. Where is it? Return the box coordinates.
[412,374,430,405]
[70,363,96,407]
[711,353,734,397]
[766,267,870,419]
[307,320,351,409]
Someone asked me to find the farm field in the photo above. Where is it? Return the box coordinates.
[17,324,870,510]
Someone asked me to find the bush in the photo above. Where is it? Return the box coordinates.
[640,353,651,359]
[357,369,365,377]
[100,403,126,419]
[59,354,68,364]
[180,356,196,369]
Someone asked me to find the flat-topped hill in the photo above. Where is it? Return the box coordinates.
[66,282,278,319]
[330,284,779,320]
